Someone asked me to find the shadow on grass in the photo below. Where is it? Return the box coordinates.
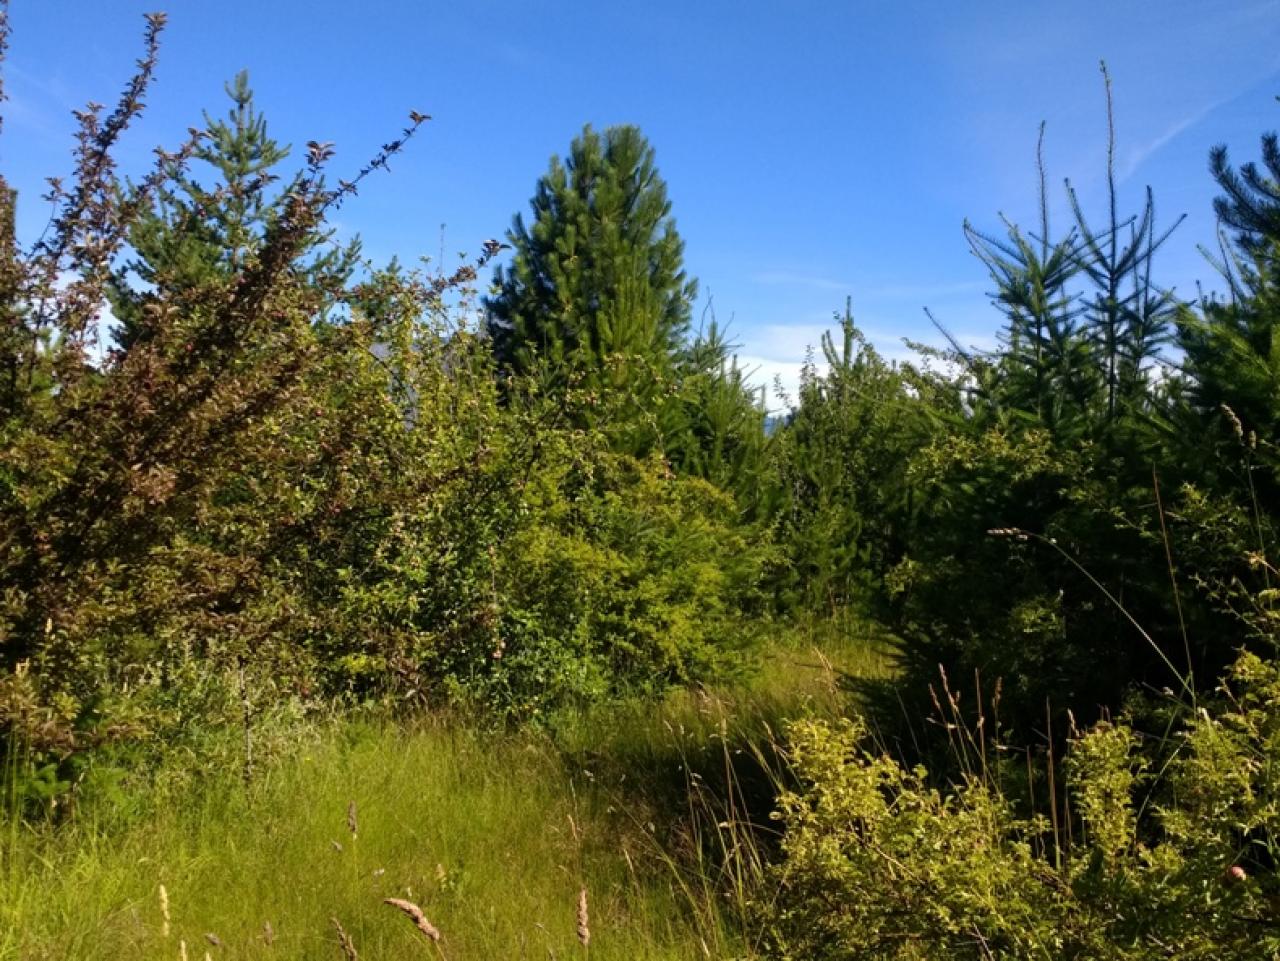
[546,611,901,864]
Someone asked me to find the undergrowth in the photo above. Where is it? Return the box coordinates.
[0,622,890,961]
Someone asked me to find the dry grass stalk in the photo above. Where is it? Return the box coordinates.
[383,897,442,941]
[576,888,590,949]
[158,884,170,938]
[331,917,359,960]
[179,941,188,961]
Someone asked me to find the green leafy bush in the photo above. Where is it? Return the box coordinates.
[436,448,774,719]
[0,18,770,804]
[761,652,1280,960]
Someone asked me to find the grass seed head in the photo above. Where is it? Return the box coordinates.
[576,887,590,948]
[158,884,170,939]
[331,917,359,960]
[383,897,441,942]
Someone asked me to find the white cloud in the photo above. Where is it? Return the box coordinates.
[735,323,999,412]
[751,270,850,292]
[746,321,831,359]
[736,354,823,412]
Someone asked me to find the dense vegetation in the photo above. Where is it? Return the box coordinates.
[3,11,1279,958]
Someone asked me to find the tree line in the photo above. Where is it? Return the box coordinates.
[0,16,1277,834]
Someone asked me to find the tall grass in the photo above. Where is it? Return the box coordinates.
[2,718,712,959]
[0,615,894,960]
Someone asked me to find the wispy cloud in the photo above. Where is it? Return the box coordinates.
[751,270,850,292]
[747,321,832,360]
[1119,96,1228,183]
[1,62,85,149]
[7,62,76,108]
[751,272,985,302]
[0,91,58,141]
[861,279,986,300]
[1118,29,1280,184]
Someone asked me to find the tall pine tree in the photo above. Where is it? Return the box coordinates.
[485,125,696,449]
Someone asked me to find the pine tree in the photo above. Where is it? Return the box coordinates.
[1180,118,1280,449]
[485,124,696,445]
[108,71,355,348]
[666,315,768,501]
[961,124,1092,434]
[1065,80,1182,429]
[961,69,1182,439]
[1210,124,1280,254]
[770,299,923,609]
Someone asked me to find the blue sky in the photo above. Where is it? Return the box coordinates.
[5,1,1280,402]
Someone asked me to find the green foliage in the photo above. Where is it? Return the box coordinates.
[1209,126,1280,255]
[482,125,771,485]
[9,22,1280,961]
[848,77,1255,738]
[763,716,1056,960]
[1178,120,1280,513]
[485,124,697,451]
[768,301,935,612]
[426,448,775,719]
[107,71,357,350]
[958,73,1181,443]
[666,317,771,503]
[0,59,490,764]
[762,652,1280,959]
[0,22,766,799]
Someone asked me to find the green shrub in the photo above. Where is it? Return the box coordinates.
[761,652,1280,960]
[0,15,780,800]
[432,449,774,719]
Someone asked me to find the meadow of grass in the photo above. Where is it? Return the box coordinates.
[0,615,895,960]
